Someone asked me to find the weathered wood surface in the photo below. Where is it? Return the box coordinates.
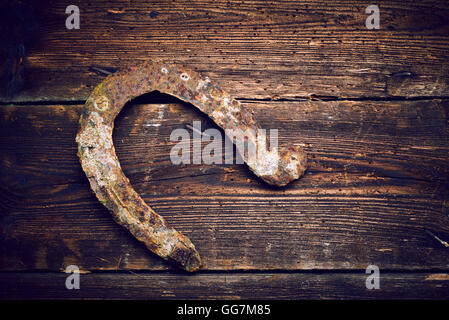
[1,0,449,102]
[1,272,449,299]
[1,101,448,272]
[1,0,449,299]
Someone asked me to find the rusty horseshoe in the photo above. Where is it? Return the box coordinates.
[76,61,307,272]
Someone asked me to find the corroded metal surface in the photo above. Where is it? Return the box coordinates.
[76,60,307,271]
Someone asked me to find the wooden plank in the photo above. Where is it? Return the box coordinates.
[2,0,449,102]
[1,100,449,271]
[1,272,449,299]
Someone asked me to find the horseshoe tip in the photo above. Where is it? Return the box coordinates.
[168,244,202,272]
[183,250,202,272]
[257,146,308,187]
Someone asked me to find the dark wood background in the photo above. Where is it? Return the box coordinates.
[1,0,449,299]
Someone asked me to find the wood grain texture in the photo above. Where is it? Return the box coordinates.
[1,272,449,299]
[1,0,449,299]
[1,0,449,102]
[1,100,448,271]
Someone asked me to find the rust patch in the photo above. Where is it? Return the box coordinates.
[76,60,307,271]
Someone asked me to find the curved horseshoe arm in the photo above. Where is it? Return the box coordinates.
[76,61,307,272]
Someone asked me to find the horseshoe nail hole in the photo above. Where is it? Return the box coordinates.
[180,73,190,81]
[93,96,110,111]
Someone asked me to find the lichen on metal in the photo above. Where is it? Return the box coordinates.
[76,60,307,272]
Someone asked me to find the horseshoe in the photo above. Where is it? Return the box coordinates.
[76,61,307,272]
